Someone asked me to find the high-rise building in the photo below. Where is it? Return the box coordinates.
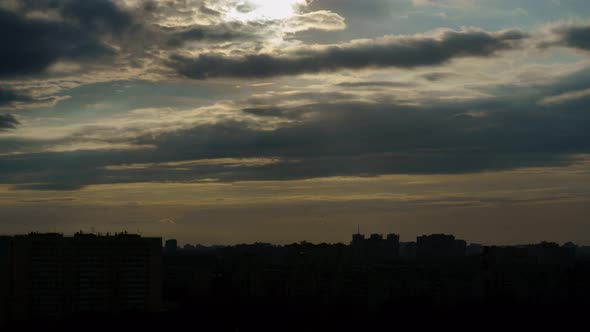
[0,236,11,325]
[11,233,67,320]
[369,234,383,241]
[351,233,365,246]
[5,233,162,321]
[351,232,366,259]
[351,232,400,260]
[400,242,416,258]
[385,233,400,257]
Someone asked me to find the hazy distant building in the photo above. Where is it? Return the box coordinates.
[5,233,161,321]
[416,234,466,259]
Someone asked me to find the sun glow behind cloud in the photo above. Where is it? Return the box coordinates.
[228,0,308,21]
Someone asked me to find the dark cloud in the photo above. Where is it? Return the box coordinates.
[552,24,590,50]
[0,2,588,191]
[59,0,134,34]
[242,107,296,118]
[0,114,20,131]
[236,4,255,13]
[0,1,272,78]
[11,183,85,191]
[162,23,253,47]
[20,197,78,203]
[0,88,31,106]
[336,81,416,88]
[422,72,456,82]
[0,7,116,78]
[17,0,134,33]
[199,5,222,17]
[169,29,527,79]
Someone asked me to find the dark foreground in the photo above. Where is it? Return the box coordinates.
[8,299,589,331]
[7,241,590,331]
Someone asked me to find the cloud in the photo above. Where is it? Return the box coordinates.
[20,197,78,203]
[0,7,117,78]
[169,28,526,79]
[422,72,456,81]
[2,64,590,189]
[550,23,590,50]
[336,81,417,88]
[57,0,134,34]
[0,0,347,99]
[0,88,31,107]
[157,218,177,225]
[412,0,474,7]
[242,107,298,118]
[0,86,70,110]
[285,10,346,32]
[539,88,590,105]
[2,1,590,192]
[11,183,85,191]
[161,22,258,47]
[306,0,402,20]
[0,113,20,130]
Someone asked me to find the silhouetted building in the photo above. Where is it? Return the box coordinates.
[5,233,161,321]
[165,239,178,253]
[400,242,416,258]
[526,242,573,265]
[369,234,383,241]
[466,243,484,256]
[578,246,590,260]
[365,234,385,260]
[0,236,11,325]
[416,234,466,259]
[351,233,365,246]
[563,242,577,259]
[386,233,400,258]
[351,232,365,258]
[483,246,529,264]
[350,232,399,260]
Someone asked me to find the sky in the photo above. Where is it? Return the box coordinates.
[1,0,590,245]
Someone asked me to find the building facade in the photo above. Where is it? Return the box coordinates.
[3,233,161,321]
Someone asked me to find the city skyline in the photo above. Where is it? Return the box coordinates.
[1,0,590,244]
[1,229,586,248]
[3,229,588,329]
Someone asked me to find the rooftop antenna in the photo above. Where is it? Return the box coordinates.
[357,224,360,235]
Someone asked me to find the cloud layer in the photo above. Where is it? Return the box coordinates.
[170,28,526,79]
[1,62,590,189]
[0,113,19,131]
[0,6,120,78]
[1,0,590,192]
